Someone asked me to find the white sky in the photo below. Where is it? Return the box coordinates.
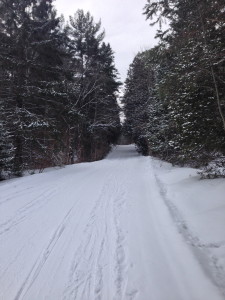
[54,0,158,82]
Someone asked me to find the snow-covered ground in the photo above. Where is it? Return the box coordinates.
[0,145,225,300]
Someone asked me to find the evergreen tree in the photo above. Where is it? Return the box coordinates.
[68,10,121,161]
[0,105,14,179]
[124,0,225,171]
[0,5,121,178]
[0,10,15,178]
[142,0,225,165]
[0,0,67,174]
[123,51,151,155]
[123,48,170,157]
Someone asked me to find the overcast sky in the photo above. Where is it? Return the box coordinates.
[54,0,157,82]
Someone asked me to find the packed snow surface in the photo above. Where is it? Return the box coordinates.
[0,145,225,300]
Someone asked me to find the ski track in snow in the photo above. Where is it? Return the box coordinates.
[0,187,59,236]
[14,207,74,300]
[0,145,224,300]
[63,175,128,300]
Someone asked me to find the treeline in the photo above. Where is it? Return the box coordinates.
[0,0,121,179]
[123,0,225,176]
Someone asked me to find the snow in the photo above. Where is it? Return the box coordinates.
[0,145,225,300]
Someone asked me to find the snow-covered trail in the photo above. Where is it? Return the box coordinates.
[0,145,223,300]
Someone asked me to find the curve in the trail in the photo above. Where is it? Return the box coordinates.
[0,145,224,300]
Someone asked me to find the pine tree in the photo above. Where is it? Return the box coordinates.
[67,10,120,161]
[91,42,121,159]
[0,4,121,176]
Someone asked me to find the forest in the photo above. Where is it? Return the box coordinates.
[123,0,225,178]
[0,0,121,179]
[1,0,225,180]
[1,1,225,298]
